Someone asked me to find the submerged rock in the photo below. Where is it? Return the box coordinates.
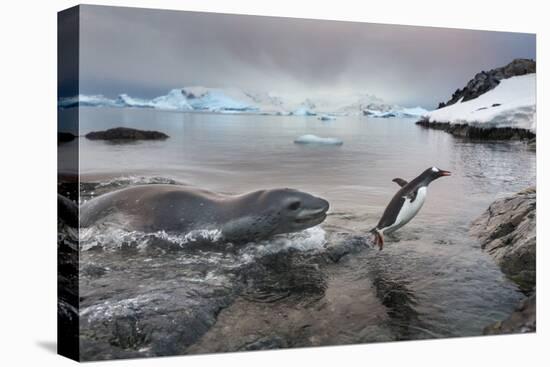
[484,293,536,335]
[470,187,536,292]
[85,127,169,141]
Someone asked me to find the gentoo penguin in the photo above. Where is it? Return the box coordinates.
[371,167,451,250]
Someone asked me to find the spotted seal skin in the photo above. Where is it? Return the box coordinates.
[80,185,330,243]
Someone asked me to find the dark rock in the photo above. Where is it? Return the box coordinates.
[58,131,77,143]
[473,188,537,335]
[324,235,371,263]
[470,187,536,293]
[416,119,535,140]
[484,293,536,335]
[85,127,169,141]
[79,284,235,361]
[440,59,535,108]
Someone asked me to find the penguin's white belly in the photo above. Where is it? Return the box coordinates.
[384,187,427,233]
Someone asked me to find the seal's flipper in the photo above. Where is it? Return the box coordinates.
[58,194,78,228]
[392,178,408,187]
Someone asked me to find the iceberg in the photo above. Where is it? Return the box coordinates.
[422,74,536,132]
[150,89,193,111]
[58,94,118,108]
[294,134,343,146]
[318,115,336,121]
[292,107,317,116]
[182,88,258,112]
[400,106,429,117]
[115,94,153,108]
[363,106,428,118]
[57,87,429,119]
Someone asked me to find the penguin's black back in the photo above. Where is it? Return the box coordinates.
[376,189,407,229]
[376,177,427,230]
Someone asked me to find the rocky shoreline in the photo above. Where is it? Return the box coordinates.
[470,187,536,334]
[416,119,535,140]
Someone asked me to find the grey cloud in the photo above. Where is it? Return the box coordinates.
[78,5,536,108]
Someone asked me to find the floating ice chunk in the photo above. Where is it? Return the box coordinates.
[318,115,336,121]
[294,134,343,146]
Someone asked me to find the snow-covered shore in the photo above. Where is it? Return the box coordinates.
[421,74,536,133]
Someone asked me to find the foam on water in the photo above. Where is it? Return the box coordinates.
[80,222,327,258]
[239,226,327,260]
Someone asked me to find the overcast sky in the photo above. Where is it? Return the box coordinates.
[77,5,535,109]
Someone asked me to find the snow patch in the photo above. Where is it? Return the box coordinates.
[423,74,536,132]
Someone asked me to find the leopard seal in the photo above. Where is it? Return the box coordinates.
[79,185,330,243]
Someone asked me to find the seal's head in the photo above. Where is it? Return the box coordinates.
[240,188,330,239]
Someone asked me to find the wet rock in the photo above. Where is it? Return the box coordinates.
[416,120,535,140]
[484,293,536,335]
[470,187,536,293]
[85,127,169,141]
[79,284,236,360]
[240,335,288,351]
[239,250,327,303]
[58,194,78,228]
[324,234,372,263]
[437,59,535,108]
[57,215,80,359]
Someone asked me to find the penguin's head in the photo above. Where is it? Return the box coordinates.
[425,166,451,182]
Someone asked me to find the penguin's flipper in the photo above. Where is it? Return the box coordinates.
[392,178,408,187]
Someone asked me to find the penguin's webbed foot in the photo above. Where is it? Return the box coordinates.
[372,229,384,251]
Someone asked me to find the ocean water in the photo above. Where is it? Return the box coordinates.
[59,107,536,359]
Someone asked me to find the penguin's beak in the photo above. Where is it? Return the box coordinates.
[439,170,451,177]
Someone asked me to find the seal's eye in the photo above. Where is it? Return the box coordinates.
[288,201,301,211]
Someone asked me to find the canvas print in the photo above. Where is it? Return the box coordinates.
[57,5,536,361]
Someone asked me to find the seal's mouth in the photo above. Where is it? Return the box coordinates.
[294,208,329,226]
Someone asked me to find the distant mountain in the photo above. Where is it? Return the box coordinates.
[58,87,427,118]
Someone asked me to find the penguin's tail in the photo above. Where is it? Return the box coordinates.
[369,228,384,251]
[58,194,79,228]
